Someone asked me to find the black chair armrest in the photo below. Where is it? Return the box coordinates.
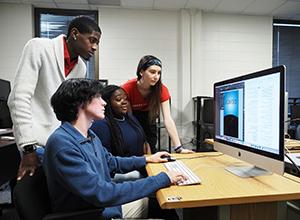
[43,208,104,220]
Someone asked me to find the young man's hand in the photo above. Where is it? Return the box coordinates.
[145,151,170,163]
[17,152,39,180]
[165,170,187,184]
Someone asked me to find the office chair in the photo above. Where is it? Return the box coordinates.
[295,125,300,140]
[13,167,103,220]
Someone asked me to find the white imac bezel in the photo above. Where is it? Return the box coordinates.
[213,65,285,177]
[214,141,284,176]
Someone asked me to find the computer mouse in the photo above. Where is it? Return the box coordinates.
[161,155,176,162]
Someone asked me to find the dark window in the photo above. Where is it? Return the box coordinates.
[34,8,98,79]
[273,20,300,99]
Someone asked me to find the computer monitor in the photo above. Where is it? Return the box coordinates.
[214,65,285,177]
[0,79,13,128]
[284,92,288,135]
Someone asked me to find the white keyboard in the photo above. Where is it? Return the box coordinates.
[164,160,201,186]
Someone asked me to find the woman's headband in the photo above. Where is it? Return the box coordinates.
[142,58,162,70]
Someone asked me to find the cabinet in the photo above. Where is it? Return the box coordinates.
[193,96,214,151]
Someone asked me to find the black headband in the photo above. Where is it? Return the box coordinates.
[142,58,162,70]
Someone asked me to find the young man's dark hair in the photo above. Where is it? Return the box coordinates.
[67,16,101,38]
[51,78,103,122]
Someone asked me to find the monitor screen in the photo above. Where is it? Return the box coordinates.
[214,65,285,176]
[0,79,13,128]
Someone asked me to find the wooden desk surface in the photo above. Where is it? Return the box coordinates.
[285,138,300,153]
[146,152,300,209]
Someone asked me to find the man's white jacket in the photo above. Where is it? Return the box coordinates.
[8,35,86,149]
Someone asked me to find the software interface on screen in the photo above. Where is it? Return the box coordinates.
[215,72,281,155]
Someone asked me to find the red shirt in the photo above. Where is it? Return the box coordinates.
[63,38,78,77]
[122,78,170,111]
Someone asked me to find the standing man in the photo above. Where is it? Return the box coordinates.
[8,16,101,180]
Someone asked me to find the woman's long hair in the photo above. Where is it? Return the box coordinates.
[136,55,162,123]
[102,85,146,156]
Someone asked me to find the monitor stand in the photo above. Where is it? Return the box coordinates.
[225,166,272,178]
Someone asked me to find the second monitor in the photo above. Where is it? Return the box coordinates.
[214,65,285,177]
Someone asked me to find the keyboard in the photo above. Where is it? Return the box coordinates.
[285,138,300,150]
[164,160,201,186]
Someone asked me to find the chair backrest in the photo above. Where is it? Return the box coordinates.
[13,167,51,220]
[295,125,300,140]
[291,105,300,124]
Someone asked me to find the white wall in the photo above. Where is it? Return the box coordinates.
[0,3,33,83]
[0,4,273,146]
[197,12,273,97]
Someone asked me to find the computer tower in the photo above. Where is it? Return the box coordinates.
[193,96,214,151]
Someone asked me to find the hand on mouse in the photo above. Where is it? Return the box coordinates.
[161,154,176,162]
[146,151,171,163]
[166,170,188,184]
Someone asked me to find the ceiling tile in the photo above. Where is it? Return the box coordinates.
[272,1,300,17]
[0,0,22,3]
[153,0,186,10]
[185,0,219,11]
[121,0,153,9]
[55,0,87,3]
[214,0,255,13]
[56,2,90,9]
[87,0,120,6]
[1,0,299,20]
[22,0,55,3]
[244,0,285,15]
[89,4,99,9]
[33,2,57,7]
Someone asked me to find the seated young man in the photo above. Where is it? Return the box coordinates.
[43,78,186,219]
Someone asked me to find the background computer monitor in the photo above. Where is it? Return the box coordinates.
[214,65,285,177]
[0,79,13,128]
[284,92,288,135]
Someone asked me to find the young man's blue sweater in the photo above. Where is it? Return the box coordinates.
[43,122,171,219]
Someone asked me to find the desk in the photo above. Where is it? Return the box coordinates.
[285,138,300,152]
[146,152,300,220]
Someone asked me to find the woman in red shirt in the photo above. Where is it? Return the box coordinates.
[122,55,193,154]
